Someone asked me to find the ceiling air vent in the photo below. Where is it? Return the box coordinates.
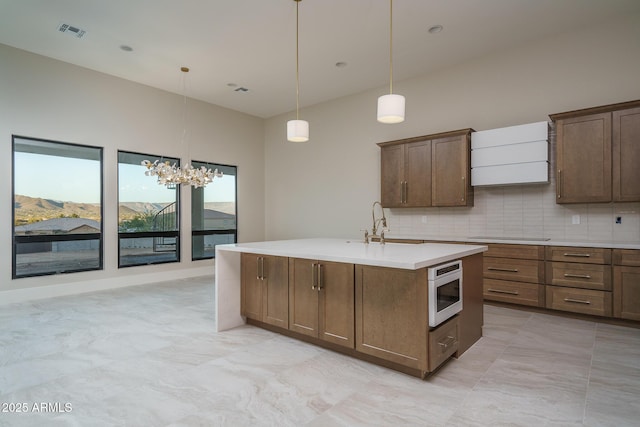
[58,23,86,39]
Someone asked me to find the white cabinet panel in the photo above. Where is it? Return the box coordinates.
[471,121,549,186]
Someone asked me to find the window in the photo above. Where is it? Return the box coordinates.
[191,162,237,260]
[118,151,180,267]
[12,136,103,278]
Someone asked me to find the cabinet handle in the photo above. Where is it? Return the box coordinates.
[563,253,591,258]
[487,267,519,273]
[563,273,592,279]
[402,181,407,204]
[563,298,591,305]
[311,263,317,290]
[557,170,562,199]
[256,256,265,280]
[317,264,323,292]
[487,288,519,295]
[461,176,465,202]
[438,336,457,351]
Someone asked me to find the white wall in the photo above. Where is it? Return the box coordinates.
[264,13,640,244]
[0,44,265,301]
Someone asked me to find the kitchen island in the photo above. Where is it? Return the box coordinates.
[215,238,487,377]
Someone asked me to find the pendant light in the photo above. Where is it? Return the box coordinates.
[287,0,309,142]
[377,0,405,124]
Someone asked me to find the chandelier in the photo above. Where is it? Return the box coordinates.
[377,0,405,124]
[141,159,222,189]
[142,67,222,188]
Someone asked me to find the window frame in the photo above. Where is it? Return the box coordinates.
[117,150,181,268]
[12,135,104,279]
[191,160,238,261]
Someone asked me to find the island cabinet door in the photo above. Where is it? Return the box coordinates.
[289,259,356,348]
[262,255,290,329]
[318,261,355,348]
[355,265,429,372]
[240,253,288,328]
[241,253,263,320]
[289,258,320,338]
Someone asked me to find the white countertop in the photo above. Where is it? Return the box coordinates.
[384,234,640,250]
[216,238,487,270]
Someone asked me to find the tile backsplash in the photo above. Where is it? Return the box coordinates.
[387,186,640,243]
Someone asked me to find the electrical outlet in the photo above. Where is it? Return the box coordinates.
[421,216,428,224]
[571,215,580,225]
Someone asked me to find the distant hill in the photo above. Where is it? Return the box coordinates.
[204,202,235,215]
[14,195,176,226]
[14,195,101,226]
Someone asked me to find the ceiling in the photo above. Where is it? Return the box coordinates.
[1,0,639,119]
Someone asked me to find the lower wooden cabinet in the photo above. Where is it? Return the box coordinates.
[428,317,458,372]
[289,258,355,348]
[483,279,544,307]
[613,249,640,321]
[355,265,428,371]
[240,253,289,328]
[546,286,613,317]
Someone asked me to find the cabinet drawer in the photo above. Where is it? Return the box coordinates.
[484,244,545,260]
[428,316,458,372]
[613,249,640,267]
[483,279,544,307]
[546,262,611,290]
[484,257,544,283]
[546,286,612,317]
[546,246,611,264]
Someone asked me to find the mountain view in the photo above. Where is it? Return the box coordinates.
[14,194,235,226]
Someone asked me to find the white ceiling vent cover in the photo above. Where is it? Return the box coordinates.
[471,121,549,186]
[58,23,86,39]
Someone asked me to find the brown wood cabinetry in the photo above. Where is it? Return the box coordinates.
[545,247,613,317]
[378,129,473,208]
[241,253,289,328]
[379,138,431,207]
[613,249,640,321]
[482,244,545,307]
[355,265,428,371]
[289,258,355,348]
[551,100,640,204]
[431,133,473,207]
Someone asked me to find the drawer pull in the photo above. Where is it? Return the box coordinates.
[563,273,592,279]
[563,298,591,305]
[438,336,457,351]
[487,288,519,295]
[487,267,519,273]
[563,253,591,258]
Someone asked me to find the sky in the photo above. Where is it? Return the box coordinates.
[14,152,235,204]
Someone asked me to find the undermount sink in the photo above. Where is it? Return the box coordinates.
[469,236,551,241]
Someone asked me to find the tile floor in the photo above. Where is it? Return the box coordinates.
[1,275,639,426]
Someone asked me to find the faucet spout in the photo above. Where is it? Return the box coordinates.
[371,201,388,237]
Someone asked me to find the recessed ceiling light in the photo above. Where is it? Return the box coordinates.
[428,25,443,34]
[119,45,133,52]
[335,61,348,68]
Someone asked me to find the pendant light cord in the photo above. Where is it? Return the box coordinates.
[389,0,394,95]
[295,0,301,120]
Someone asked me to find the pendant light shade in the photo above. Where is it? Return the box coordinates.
[377,93,405,124]
[287,119,309,142]
[377,0,405,124]
[287,0,309,142]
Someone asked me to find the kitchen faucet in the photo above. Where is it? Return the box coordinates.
[371,201,389,243]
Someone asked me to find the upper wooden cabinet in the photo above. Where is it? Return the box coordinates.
[378,129,473,208]
[379,138,431,207]
[550,100,640,204]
